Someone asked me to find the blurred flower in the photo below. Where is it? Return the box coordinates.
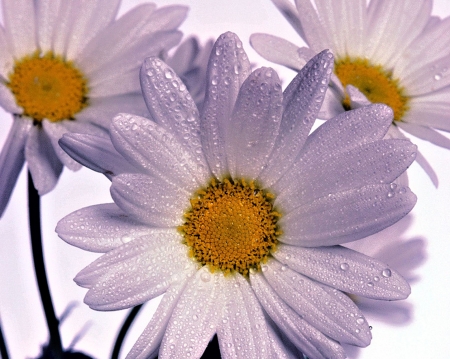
[163,36,213,109]
[0,0,188,216]
[251,0,450,186]
[57,32,417,359]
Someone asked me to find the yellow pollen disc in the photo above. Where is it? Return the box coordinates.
[179,178,281,276]
[7,52,88,122]
[334,57,409,122]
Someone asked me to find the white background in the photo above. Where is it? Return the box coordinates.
[1,0,450,358]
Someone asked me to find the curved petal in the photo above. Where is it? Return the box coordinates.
[271,0,306,39]
[76,93,149,129]
[59,133,137,179]
[0,26,14,80]
[200,32,251,178]
[259,49,333,186]
[0,116,32,216]
[276,138,417,211]
[397,121,450,150]
[251,272,347,359]
[126,281,187,359]
[2,0,37,58]
[56,203,151,253]
[139,57,209,182]
[0,82,22,114]
[110,113,207,190]
[263,259,371,346]
[217,275,272,359]
[25,126,63,195]
[75,232,194,310]
[226,67,283,179]
[43,119,106,171]
[159,269,226,359]
[250,33,306,71]
[272,104,394,195]
[110,173,189,227]
[274,244,411,300]
[278,183,417,247]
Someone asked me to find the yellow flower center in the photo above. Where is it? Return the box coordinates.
[179,178,281,276]
[334,58,409,122]
[7,52,88,122]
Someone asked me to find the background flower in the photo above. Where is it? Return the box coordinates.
[250,0,450,186]
[0,0,187,216]
[0,1,449,358]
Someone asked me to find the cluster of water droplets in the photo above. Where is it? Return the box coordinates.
[140,57,209,180]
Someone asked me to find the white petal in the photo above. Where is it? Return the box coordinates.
[402,54,450,95]
[110,113,207,190]
[347,84,371,108]
[75,232,193,310]
[217,275,272,359]
[126,281,187,359]
[159,269,226,359]
[66,0,121,59]
[88,31,182,92]
[395,16,450,82]
[273,104,395,197]
[110,173,188,227]
[250,33,306,71]
[403,87,450,132]
[366,0,431,68]
[25,126,63,195]
[35,0,62,52]
[274,244,411,300]
[271,0,306,39]
[0,116,32,216]
[293,0,330,51]
[0,25,14,80]
[56,203,151,253]
[59,133,137,179]
[278,183,416,247]
[139,57,209,181]
[398,121,450,150]
[2,0,37,58]
[226,67,283,179]
[78,5,187,74]
[88,69,140,98]
[76,94,149,129]
[265,322,306,359]
[259,50,333,186]
[200,32,251,178]
[250,272,347,359]
[0,81,22,114]
[314,0,366,59]
[277,138,417,211]
[43,119,104,171]
[263,259,371,346]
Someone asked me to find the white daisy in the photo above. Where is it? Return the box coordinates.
[57,32,417,359]
[0,0,188,216]
[251,0,450,186]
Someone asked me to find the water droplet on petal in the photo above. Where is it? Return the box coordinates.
[382,268,392,277]
[200,271,211,282]
[356,317,365,325]
[340,263,349,271]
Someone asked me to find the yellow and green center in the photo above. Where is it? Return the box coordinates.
[179,178,281,276]
[7,52,88,122]
[335,57,409,122]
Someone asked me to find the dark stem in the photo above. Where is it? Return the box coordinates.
[0,319,10,359]
[111,304,143,359]
[28,171,63,357]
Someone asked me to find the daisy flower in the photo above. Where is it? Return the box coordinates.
[251,0,450,185]
[57,33,417,359]
[0,0,188,216]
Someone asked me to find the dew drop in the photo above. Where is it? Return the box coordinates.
[200,271,211,282]
[382,268,392,278]
[356,317,365,325]
[434,74,442,81]
[367,282,374,287]
[211,76,219,85]
[340,263,349,271]
[261,265,268,272]
[164,69,174,79]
